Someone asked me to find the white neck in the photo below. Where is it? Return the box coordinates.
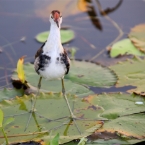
[43,23,63,52]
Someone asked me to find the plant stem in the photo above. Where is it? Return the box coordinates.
[1,127,8,145]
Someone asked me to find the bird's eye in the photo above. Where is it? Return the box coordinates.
[51,16,53,19]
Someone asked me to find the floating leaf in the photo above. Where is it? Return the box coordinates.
[0,88,24,102]
[0,93,103,144]
[58,93,145,145]
[12,61,117,96]
[110,57,145,95]
[0,109,3,127]
[97,114,145,139]
[12,63,93,97]
[17,56,25,83]
[109,39,145,57]
[85,138,145,145]
[83,93,145,142]
[65,60,117,87]
[129,23,145,52]
[35,29,75,44]
[84,93,145,119]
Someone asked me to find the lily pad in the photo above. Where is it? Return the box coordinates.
[35,29,75,44]
[12,63,93,97]
[109,39,145,57]
[0,93,104,144]
[85,139,145,145]
[84,93,145,142]
[65,93,145,144]
[0,88,24,102]
[65,60,117,87]
[129,23,145,52]
[84,93,145,119]
[12,61,117,97]
[65,138,145,145]
[110,57,145,95]
[97,114,145,139]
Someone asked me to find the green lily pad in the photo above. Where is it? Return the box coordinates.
[65,60,117,87]
[109,39,145,57]
[64,93,145,145]
[0,93,104,144]
[35,29,75,44]
[12,61,117,97]
[12,63,93,97]
[0,88,24,102]
[129,23,145,52]
[84,93,145,142]
[84,93,145,119]
[97,114,145,139]
[85,139,145,145]
[110,57,145,95]
[65,138,145,145]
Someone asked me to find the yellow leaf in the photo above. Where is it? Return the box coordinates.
[17,56,25,84]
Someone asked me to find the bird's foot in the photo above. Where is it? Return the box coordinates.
[69,114,77,120]
[69,113,82,135]
[30,108,37,113]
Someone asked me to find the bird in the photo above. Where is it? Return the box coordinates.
[33,10,76,120]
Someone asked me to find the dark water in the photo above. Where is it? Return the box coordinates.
[0,0,145,91]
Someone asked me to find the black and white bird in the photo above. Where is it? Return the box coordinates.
[34,10,75,119]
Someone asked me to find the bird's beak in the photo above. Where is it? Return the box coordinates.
[54,12,59,28]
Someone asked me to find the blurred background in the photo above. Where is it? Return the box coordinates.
[0,0,145,89]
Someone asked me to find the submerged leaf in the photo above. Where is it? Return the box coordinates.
[17,56,25,84]
[109,39,145,57]
[35,29,75,44]
[110,57,145,95]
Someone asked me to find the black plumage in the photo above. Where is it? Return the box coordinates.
[34,42,70,75]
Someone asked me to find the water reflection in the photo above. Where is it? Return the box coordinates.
[96,0,123,16]
[84,0,123,31]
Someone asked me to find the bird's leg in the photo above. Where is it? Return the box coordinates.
[24,77,42,131]
[61,78,76,118]
[61,78,81,134]
[32,76,42,112]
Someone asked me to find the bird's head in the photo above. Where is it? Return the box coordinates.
[50,10,62,28]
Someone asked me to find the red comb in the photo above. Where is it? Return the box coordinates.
[53,12,59,20]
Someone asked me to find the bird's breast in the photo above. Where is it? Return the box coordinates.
[36,52,66,80]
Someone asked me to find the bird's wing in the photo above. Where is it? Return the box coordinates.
[61,48,70,74]
[34,42,46,74]
[35,42,46,59]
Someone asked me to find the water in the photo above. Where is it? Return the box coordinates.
[0,0,145,92]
